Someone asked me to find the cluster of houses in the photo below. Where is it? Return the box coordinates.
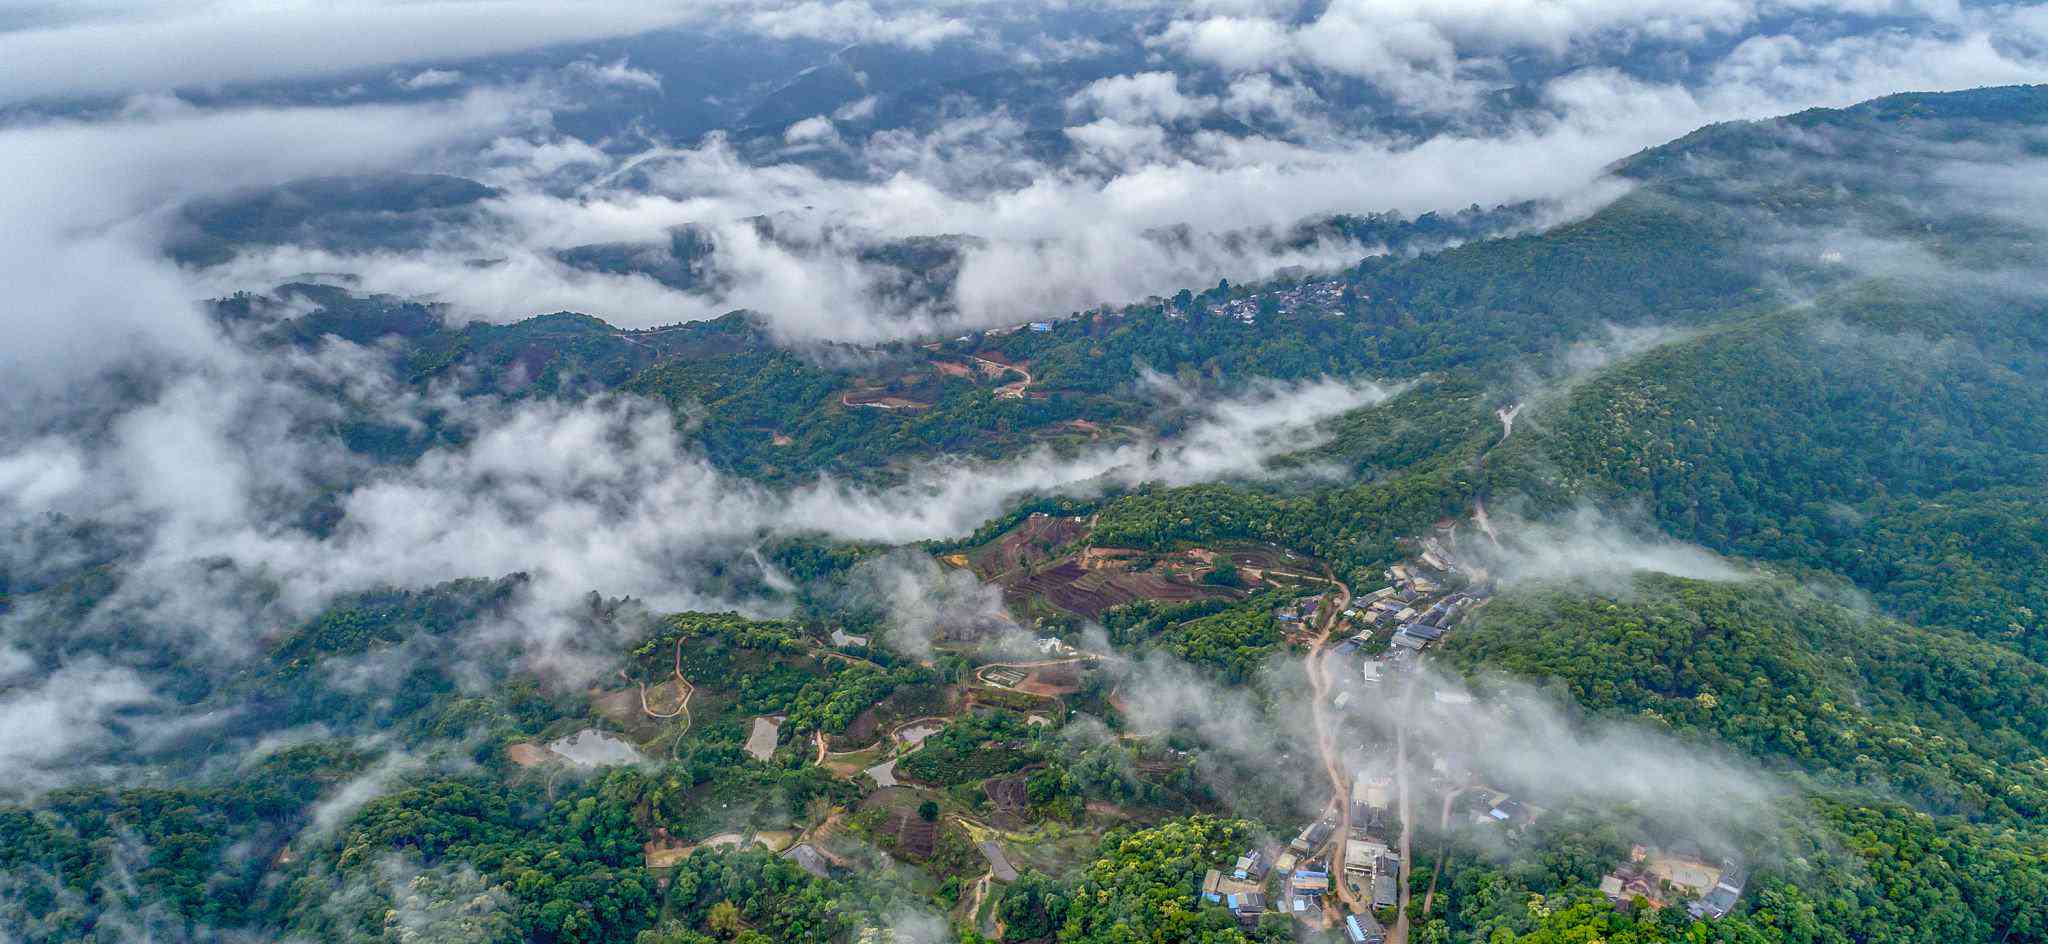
[1337,556,1474,690]
[1273,593,1326,626]
[1227,537,1753,936]
[942,273,1355,347]
[1200,847,1273,924]
[1350,565,1442,629]
[1207,296,1263,323]
[1391,592,1474,651]
[976,319,1062,338]
[1598,845,1749,918]
[1201,280,1350,324]
[1459,785,1543,831]
[1196,777,1403,941]
[1199,816,1392,942]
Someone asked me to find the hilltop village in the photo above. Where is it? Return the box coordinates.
[512,501,1753,944]
[1198,537,1749,942]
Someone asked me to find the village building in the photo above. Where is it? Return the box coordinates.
[1602,845,1744,916]
[1226,891,1267,923]
[1291,867,1330,900]
[1346,910,1388,944]
[1345,839,1390,881]
[1371,855,1401,909]
[1690,860,1749,918]
[1034,636,1076,657]
[1291,820,1335,854]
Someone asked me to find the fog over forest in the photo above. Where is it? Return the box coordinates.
[5,3,2048,944]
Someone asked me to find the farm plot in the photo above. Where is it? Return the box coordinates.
[983,775,1029,815]
[858,788,939,860]
[896,717,1041,786]
[969,513,1087,576]
[1002,560,1234,619]
[828,681,955,752]
[981,667,1028,688]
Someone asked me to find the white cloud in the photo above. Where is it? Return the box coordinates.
[784,114,840,144]
[398,68,465,91]
[0,356,1394,691]
[0,90,542,395]
[740,0,971,50]
[1467,507,1751,590]
[1708,25,2048,108]
[0,0,1006,105]
[1152,0,2042,109]
[1153,15,1295,73]
[833,95,879,122]
[1105,644,1785,834]
[0,440,87,510]
[0,1,697,105]
[92,1,2047,354]
[1063,118,1171,162]
[197,106,1642,339]
[1069,71,1217,123]
[0,659,158,795]
[1220,73,1323,130]
[305,748,433,838]
[476,133,609,184]
[564,56,662,92]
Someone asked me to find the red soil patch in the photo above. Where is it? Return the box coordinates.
[970,514,1087,576]
[589,687,640,723]
[1003,562,1230,618]
[506,743,549,767]
[831,709,883,752]
[984,776,1029,813]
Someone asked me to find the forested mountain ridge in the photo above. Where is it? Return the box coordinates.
[1484,285,2048,660]
[243,86,2048,489]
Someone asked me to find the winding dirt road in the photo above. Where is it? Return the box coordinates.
[1390,675,1415,944]
[1421,786,1464,916]
[969,355,1034,398]
[1302,574,1363,913]
[635,639,694,722]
